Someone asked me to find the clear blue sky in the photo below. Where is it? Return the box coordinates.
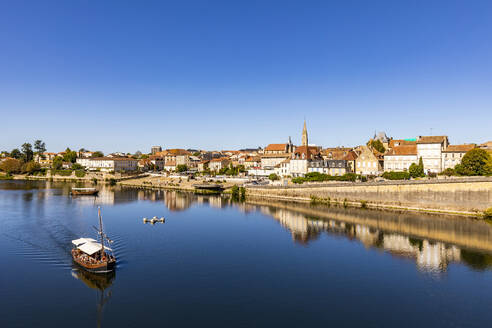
[1,0,491,153]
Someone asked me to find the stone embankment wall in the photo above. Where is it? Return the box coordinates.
[247,178,492,216]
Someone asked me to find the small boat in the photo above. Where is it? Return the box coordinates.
[71,187,99,196]
[71,207,116,273]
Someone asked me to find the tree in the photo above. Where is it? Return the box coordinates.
[457,149,492,176]
[409,157,424,178]
[367,139,386,153]
[34,140,46,155]
[21,143,33,162]
[72,163,84,170]
[63,148,78,163]
[10,148,22,159]
[269,173,280,181]
[176,164,188,173]
[23,161,41,174]
[0,158,22,174]
[52,156,63,170]
[134,150,142,157]
[92,151,104,158]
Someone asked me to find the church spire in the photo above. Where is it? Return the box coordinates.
[302,120,308,147]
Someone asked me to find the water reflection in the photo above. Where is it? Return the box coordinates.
[252,200,492,273]
[71,268,115,328]
[3,180,492,273]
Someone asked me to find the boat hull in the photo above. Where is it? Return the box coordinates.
[71,190,98,196]
[71,250,116,273]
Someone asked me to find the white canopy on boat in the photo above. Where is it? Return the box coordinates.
[72,238,98,246]
[77,242,112,256]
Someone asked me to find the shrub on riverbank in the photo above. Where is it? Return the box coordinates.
[75,170,85,178]
[52,169,72,176]
[0,174,13,180]
[382,171,410,180]
[292,172,358,184]
[484,208,492,219]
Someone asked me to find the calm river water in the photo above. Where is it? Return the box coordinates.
[1,180,492,327]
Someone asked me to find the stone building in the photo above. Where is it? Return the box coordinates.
[416,136,449,173]
[442,144,476,170]
[384,145,418,172]
[355,145,384,175]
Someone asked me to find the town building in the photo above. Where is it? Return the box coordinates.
[244,156,261,169]
[151,146,162,155]
[354,145,384,175]
[384,145,418,172]
[442,144,476,170]
[416,136,449,173]
[307,160,348,176]
[197,160,209,172]
[34,152,59,166]
[261,153,291,169]
[208,158,230,172]
[76,157,138,172]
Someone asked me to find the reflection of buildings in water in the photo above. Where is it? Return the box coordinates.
[208,196,226,209]
[234,202,257,214]
[259,205,464,272]
[263,208,321,244]
[380,234,461,272]
[163,190,192,211]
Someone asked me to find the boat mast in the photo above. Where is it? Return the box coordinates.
[98,207,106,258]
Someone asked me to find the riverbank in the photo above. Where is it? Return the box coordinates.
[7,172,491,218]
[246,177,492,218]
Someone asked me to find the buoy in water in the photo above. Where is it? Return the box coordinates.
[159,217,165,223]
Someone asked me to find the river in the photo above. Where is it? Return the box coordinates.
[1,180,492,327]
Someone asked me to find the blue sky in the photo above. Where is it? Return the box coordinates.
[1,0,491,153]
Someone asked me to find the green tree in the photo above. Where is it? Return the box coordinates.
[457,149,492,176]
[10,148,22,159]
[0,158,22,174]
[21,143,33,162]
[63,148,78,163]
[367,139,386,153]
[92,151,104,158]
[52,156,63,170]
[23,161,41,174]
[34,140,46,155]
[409,157,424,178]
[176,164,188,173]
[72,163,84,170]
[269,173,280,181]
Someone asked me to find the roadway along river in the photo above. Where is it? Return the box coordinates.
[1,180,492,327]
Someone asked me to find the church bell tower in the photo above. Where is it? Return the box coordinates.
[302,120,308,147]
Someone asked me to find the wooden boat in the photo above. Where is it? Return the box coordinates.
[71,187,99,196]
[71,207,116,273]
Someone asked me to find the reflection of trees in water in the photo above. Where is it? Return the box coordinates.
[258,204,492,273]
[71,268,115,328]
[460,250,492,271]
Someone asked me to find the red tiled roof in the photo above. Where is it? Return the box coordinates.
[343,151,358,161]
[91,157,137,161]
[265,143,288,151]
[443,144,476,153]
[417,136,448,144]
[210,158,230,162]
[385,145,417,156]
[389,139,416,148]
